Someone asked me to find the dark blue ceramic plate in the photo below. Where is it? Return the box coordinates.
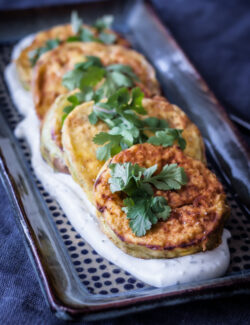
[0,0,249,321]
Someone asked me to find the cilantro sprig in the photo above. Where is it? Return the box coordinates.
[60,58,141,125]
[60,57,186,155]
[61,90,94,125]
[148,129,186,150]
[62,56,106,91]
[68,11,117,44]
[62,56,139,106]
[90,87,186,161]
[108,162,188,236]
[92,87,148,160]
[28,12,117,66]
[60,84,186,155]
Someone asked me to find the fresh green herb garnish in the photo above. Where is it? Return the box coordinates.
[61,89,94,125]
[71,11,83,34]
[29,39,60,66]
[143,117,169,131]
[28,12,117,67]
[62,56,139,96]
[62,56,105,91]
[93,133,123,161]
[98,32,116,45]
[93,15,114,32]
[67,12,117,45]
[108,162,188,236]
[148,129,186,150]
[61,82,186,153]
[61,56,141,124]
[60,56,186,153]
[92,87,148,160]
[90,87,186,161]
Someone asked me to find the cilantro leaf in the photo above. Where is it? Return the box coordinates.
[141,164,157,180]
[80,66,105,88]
[146,163,188,190]
[61,87,94,124]
[109,162,144,194]
[130,87,146,114]
[108,162,188,236]
[122,197,152,236]
[93,132,122,161]
[91,88,147,160]
[62,69,84,91]
[71,11,82,34]
[62,56,105,91]
[99,32,117,44]
[143,117,169,130]
[75,56,103,69]
[61,105,74,125]
[92,87,145,127]
[106,64,140,83]
[66,36,80,42]
[79,27,100,42]
[109,71,134,88]
[88,111,98,125]
[89,104,115,125]
[69,12,116,45]
[62,56,139,98]
[97,65,139,98]
[122,195,171,236]
[150,196,171,221]
[103,86,131,108]
[70,11,100,42]
[109,162,187,194]
[90,87,186,162]
[95,144,113,161]
[148,129,186,150]
[93,15,114,32]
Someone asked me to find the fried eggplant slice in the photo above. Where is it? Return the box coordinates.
[94,144,230,259]
[16,24,129,89]
[61,97,205,200]
[32,42,160,120]
[40,92,75,174]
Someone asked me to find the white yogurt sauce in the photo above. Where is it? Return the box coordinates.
[4,36,231,288]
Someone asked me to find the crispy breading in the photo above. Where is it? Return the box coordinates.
[61,100,108,202]
[94,144,230,259]
[32,42,161,120]
[61,96,206,202]
[16,23,129,89]
[40,92,74,173]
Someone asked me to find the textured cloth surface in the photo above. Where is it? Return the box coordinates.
[0,0,250,324]
[151,0,250,124]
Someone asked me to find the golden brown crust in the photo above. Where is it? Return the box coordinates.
[32,42,161,120]
[61,97,206,201]
[15,23,129,89]
[40,92,75,173]
[142,97,206,163]
[61,100,108,202]
[94,144,230,259]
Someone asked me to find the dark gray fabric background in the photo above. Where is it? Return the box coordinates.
[0,0,249,324]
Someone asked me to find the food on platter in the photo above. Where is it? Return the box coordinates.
[94,143,230,258]
[16,13,129,89]
[32,43,160,119]
[60,88,205,203]
[4,11,231,288]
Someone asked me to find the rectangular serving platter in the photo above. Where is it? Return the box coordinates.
[0,0,250,321]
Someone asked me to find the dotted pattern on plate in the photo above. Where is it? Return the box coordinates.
[0,45,249,295]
